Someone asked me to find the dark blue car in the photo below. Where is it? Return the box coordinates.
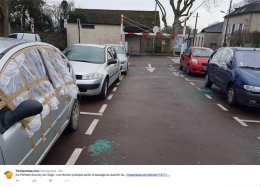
[205,47,260,107]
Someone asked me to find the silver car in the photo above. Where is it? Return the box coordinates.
[106,44,129,74]
[0,37,79,165]
[64,44,121,99]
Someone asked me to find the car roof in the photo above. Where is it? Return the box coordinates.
[229,47,260,52]
[0,37,29,54]
[73,44,106,49]
[191,47,212,50]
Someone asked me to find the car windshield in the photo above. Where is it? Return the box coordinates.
[192,48,213,57]
[113,46,125,54]
[236,50,260,68]
[64,45,105,64]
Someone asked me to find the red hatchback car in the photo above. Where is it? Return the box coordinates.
[180,47,213,75]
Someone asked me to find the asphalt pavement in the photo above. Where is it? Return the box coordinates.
[42,56,260,165]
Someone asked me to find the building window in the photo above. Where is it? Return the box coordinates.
[232,24,235,33]
[201,37,204,47]
[81,24,95,29]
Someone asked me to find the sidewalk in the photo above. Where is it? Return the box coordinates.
[168,56,180,64]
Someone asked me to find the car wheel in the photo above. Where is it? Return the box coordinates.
[99,79,108,100]
[67,99,80,132]
[227,85,237,106]
[186,64,190,75]
[205,73,212,88]
[179,63,183,70]
[116,71,121,82]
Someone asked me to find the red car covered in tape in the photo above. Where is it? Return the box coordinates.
[180,47,214,75]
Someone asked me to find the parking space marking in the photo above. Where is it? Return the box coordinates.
[85,119,99,135]
[187,79,204,83]
[107,94,113,100]
[241,119,260,123]
[80,112,103,116]
[190,82,195,86]
[204,94,212,99]
[233,117,249,127]
[180,75,185,78]
[172,72,180,77]
[217,104,228,111]
[99,104,108,113]
[257,137,260,140]
[184,78,189,81]
[113,87,118,92]
[196,87,202,91]
[116,82,120,86]
[66,148,83,165]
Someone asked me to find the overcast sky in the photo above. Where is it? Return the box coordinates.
[47,0,243,32]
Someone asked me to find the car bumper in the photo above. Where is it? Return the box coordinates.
[120,61,128,72]
[190,64,207,74]
[236,88,260,107]
[76,79,102,96]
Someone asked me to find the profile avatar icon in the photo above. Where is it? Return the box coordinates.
[4,171,13,179]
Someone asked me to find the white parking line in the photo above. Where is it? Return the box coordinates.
[184,78,189,81]
[217,104,228,111]
[204,94,212,99]
[188,79,204,83]
[242,119,260,123]
[113,87,117,92]
[80,112,102,116]
[190,82,195,86]
[85,119,99,135]
[233,117,249,127]
[180,75,185,78]
[172,72,180,76]
[107,94,113,100]
[257,137,260,140]
[196,87,202,91]
[66,148,83,165]
[99,104,108,113]
[116,82,120,86]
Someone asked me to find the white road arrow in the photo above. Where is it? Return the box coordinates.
[146,64,156,73]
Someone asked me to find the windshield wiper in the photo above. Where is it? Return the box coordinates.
[70,59,90,63]
[239,66,260,70]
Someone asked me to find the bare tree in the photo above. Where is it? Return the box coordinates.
[156,0,219,55]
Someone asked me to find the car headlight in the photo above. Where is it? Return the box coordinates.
[82,73,103,80]
[191,59,198,64]
[243,85,260,93]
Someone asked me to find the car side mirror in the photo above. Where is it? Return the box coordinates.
[127,52,130,56]
[4,100,43,129]
[108,59,117,65]
[227,61,232,68]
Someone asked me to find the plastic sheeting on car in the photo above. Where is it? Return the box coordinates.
[40,47,78,99]
[0,47,63,139]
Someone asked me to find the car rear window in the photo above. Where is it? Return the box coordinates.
[192,48,213,57]
[235,50,260,68]
[64,45,105,64]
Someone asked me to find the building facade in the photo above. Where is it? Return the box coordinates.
[66,9,160,54]
[221,2,260,46]
[194,22,223,50]
[0,0,9,37]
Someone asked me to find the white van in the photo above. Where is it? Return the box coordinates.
[9,33,41,42]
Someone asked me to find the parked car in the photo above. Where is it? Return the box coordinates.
[105,44,129,74]
[0,37,79,164]
[180,47,214,75]
[205,47,260,107]
[9,33,41,42]
[64,44,121,99]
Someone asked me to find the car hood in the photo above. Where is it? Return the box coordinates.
[70,61,104,75]
[239,68,260,86]
[117,54,127,62]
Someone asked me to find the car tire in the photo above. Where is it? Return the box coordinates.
[186,64,190,75]
[179,63,183,70]
[67,99,80,132]
[116,71,121,83]
[205,73,212,88]
[227,85,237,106]
[99,79,108,100]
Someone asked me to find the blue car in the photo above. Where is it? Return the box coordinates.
[205,47,260,107]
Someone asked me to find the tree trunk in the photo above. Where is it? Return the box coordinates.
[171,15,180,56]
